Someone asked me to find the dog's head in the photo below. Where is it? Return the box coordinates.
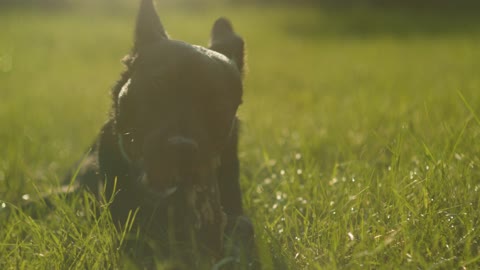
[111,0,244,196]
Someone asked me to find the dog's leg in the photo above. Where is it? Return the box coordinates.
[218,120,244,217]
[217,121,258,269]
[15,139,101,218]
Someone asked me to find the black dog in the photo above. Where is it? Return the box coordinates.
[64,0,255,268]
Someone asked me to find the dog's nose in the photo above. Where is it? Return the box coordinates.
[166,136,199,162]
[164,136,197,169]
[143,134,198,163]
[143,135,199,191]
[167,136,199,151]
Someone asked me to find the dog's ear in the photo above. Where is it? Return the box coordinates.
[134,0,168,50]
[209,18,245,74]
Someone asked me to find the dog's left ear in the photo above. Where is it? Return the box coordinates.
[209,18,245,74]
[134,0,168,51]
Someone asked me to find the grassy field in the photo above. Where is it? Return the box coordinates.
[1,1,480,269]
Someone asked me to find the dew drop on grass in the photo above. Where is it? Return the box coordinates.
[295,153,302,160]
[406,253,412,262]
[347,232,355,241]
[280,170,285,176]
[296,169,302,175]
[1,202,5,208]
[22,194,30,201]
[329,177,338,186]
[298,197,307,204]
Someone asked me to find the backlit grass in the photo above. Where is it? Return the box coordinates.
[1,2,480,269]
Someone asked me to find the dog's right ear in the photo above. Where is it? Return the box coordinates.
[134,0,168,51]
[209,18,245,74]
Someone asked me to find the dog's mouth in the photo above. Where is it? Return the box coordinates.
[119,132,226,234]
[140,155,221,192]
[135,155,227,244]
[138,172,179,198]
[118,132,221,195]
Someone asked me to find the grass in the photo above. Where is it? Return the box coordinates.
[1,1,480,269]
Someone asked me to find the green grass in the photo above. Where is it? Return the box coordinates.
[2,2,480,269]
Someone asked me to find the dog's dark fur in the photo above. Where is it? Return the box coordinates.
[65,0,255,268]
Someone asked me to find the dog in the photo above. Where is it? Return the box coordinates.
[64,0,256,268]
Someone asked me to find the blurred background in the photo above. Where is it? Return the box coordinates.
[1,0,480,8]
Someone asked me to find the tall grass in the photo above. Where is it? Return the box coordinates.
[1,2,480,269]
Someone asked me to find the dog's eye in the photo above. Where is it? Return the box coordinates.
[122,132,135,143]
[119,131,145,160]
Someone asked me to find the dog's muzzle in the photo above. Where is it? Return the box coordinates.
[118,133,219,196]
